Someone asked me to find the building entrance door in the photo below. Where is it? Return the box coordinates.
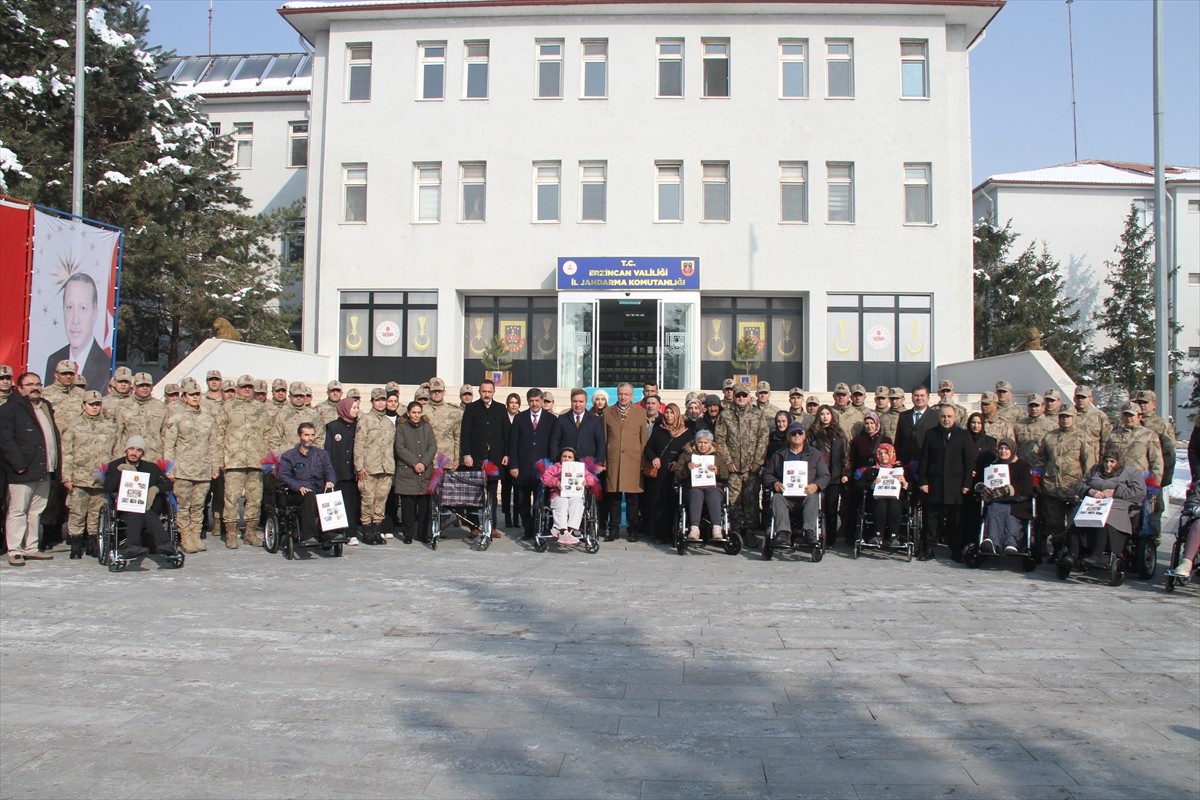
[596,299,658,387]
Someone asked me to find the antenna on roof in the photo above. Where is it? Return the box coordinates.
[207,0,213,56]
[1066,0,1079,162]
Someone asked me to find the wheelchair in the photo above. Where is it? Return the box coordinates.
[673,483,740,555]
[431,469,494,551]
[761,486,825,562]
[96,494,184,572]
[962,494,1040,572]
[852,486,918,562]
[1055,504,1142,587]
[532,485,601,553]
[262,488,346,559]
[1164,502,1198,593]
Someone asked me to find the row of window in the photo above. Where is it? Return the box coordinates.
[340,161,934,225]
[214,121,309,170]
[345,36,929,102]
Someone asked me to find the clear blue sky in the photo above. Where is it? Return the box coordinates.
[145,0,1200,184]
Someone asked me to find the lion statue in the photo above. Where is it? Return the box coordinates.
[212,317,241,341]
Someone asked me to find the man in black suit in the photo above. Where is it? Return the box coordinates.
[508,388,553,539]
[43,273,110,394]
[895,384,938,470]
[0,373,61,564]
[549,389,606,469]
[917,404,973,561]
[458,379,509,536]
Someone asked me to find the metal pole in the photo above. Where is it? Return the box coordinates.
[71,0,85,217]
[1066,0,1079,162]
[1152,0,1169,413]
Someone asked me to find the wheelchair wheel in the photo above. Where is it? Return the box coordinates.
[811,542,824,563]
[675,529,687,555]
[430,532,438,551]
[1109,555,1126,586]
[478,528,492,551]
[1021,556,1038,573]
[263,515,280,554]
[582,496,600,544]
[168,553,185,569]
[283,531,296,560]
[332,542,344,557]
[533,534,548,553]
[1134,538,1157,580]
[1164,574,1177,592]
[583,532,600,554]
[430,498,442,539]
[962,544,986,568]
[761,535,774,561]
[97,505,115,566]
[1055,560,1072,580]
[724,531,742,556]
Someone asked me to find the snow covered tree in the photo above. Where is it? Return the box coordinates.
[1089,205,1183,399]
[0,0,293,369]
[973,219,1091,380]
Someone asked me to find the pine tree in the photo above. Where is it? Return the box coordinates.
[0,0,293,369]
[1090,205,1182,399]
[973,219,1091,380]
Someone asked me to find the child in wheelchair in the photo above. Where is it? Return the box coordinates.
[673,430,730,541]
[862,442,908,547]
[539,447,598,545]
[103,435,176,559]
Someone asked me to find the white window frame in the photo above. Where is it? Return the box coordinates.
[460,162,487,222]
[1186,272,1200,286]
[419,41,446,101]
[779,161,808,223]
[580,161,607,222]
[826,39,854,98]
[533,161,561,223]
[343,163,367,223]
[903,163,932,224]
[701,161,730,222]
[655,161,683,223]
[657,39,684,98]
[346,43,372,102]
[536,39,564,99]
[702,38,730,98]
[232,122,253,169]
[287,121,308,168]
[779,39,808,99]
[1187,199,1200,213]
[414,162,441,223]
[580,39,608,98]
[464,40,489,100]
[826,162,854,224]
[901,39,929,99]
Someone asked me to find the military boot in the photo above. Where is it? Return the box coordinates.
[69,536,84,560]
[244,527,263,547]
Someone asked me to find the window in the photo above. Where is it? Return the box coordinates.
[232,123,252,169]
[700,296,804,390]
[346,44,371,101]
[343,163,367,223]
[780,161,808,223]
[536,40,563,98]
[702,39,729,97]
[702,161,730,222]
[207,121,221,137]
[779,39,807,98]
[339,290,439,383]
[420,42,446,100]
[464,40,489,99]
[904,163,932,224]
[461,162,486,221]
[1187,272,1200,286]
[901,40,928,98]
[657,39,683,97]
[581,39,607,98]
[826,39,853,98]
[1188,199,1200,213]
[1189,346,1200,359]
[656,162,682,222]
[287,121,308,168]
[825,293,932,388]
[414,163,441,223]
[827,162,854,223]
[1133,198,1155,224]
[580,161,607,222]
[464,295,558,387]
[534,161,560,222]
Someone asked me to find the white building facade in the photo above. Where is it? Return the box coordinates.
[270,0,999,391]
[973,160,1200,427]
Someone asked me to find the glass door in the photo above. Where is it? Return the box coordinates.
[660,300,695,390]
[559,300,595,388]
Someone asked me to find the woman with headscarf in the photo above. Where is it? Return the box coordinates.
[974,436,1033,555]
[1064,447,1146,569]
[766,410,792,462]
[808,404,849,545]
[685,397,705,425]
[847,411,891,542]
[642,402,693,543]
[865,442,908,546]
[325,396,361,542]
[961,411,997,544]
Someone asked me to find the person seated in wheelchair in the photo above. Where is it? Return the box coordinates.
[278,422,340,546]
[862,442,908,547]
[673,429,731,541]
[763,423,831,546]
[1168,482,1200,579]
[539,446,598,546]
[102,435,175,559]
[1062,447,1146,570]
[974,437,1033,555]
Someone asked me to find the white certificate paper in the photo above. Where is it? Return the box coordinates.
[561,461,585,498]
[691,455,716,487]
[781,460,809,497]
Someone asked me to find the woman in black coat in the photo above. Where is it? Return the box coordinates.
[324,398,361,537]
[974,437,1034,554]
[642,403,693,543]
[961,411,997,550]
[809,405,849,546]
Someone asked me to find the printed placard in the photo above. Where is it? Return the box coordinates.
[781,460,809,497]
[561,461,585,498]
[317,490,349,532]
[983,464,1011,490]
[874,467,904,499]
[116,469,149,514]
[691,454,716,487]
[1073,496,1114,528]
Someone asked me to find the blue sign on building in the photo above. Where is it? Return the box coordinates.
[557,257,700,291]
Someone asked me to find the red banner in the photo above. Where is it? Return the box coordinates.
[0,197,34,372]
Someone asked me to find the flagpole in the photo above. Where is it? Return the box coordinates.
[72,0,85,217]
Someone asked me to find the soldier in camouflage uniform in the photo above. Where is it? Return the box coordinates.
[60,391,117,559]
[1108,402,1164,484]
[936,379,969,429]
[979,391,1015,442]
[269,378,289,411]
[354,388,395,544]
[114,373,168,460]
[1014,393,1056,469]
[252,378,269,403]
[101,366,134,421]
[42,360,84,414]
[889,387,907,413]
[201,370,224,418]
[830,383,861,441]
[162,377,215,553]
[213,375,273,548]
[316,380,344,428]
[1072,385,1112,464]
[1043,387,1063,416]
[270,382,324,453]
[1135,389,1176,538]
[1037,406,1093,555]
[715,385,770,547]
[786,388,813,428]
[994,380,1022,425]
[424,377,462,468]
[0,364,12,406]
[876,386,899,442]
[754,381,781,420]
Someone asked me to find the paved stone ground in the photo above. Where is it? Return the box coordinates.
[2,510,1198,800]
